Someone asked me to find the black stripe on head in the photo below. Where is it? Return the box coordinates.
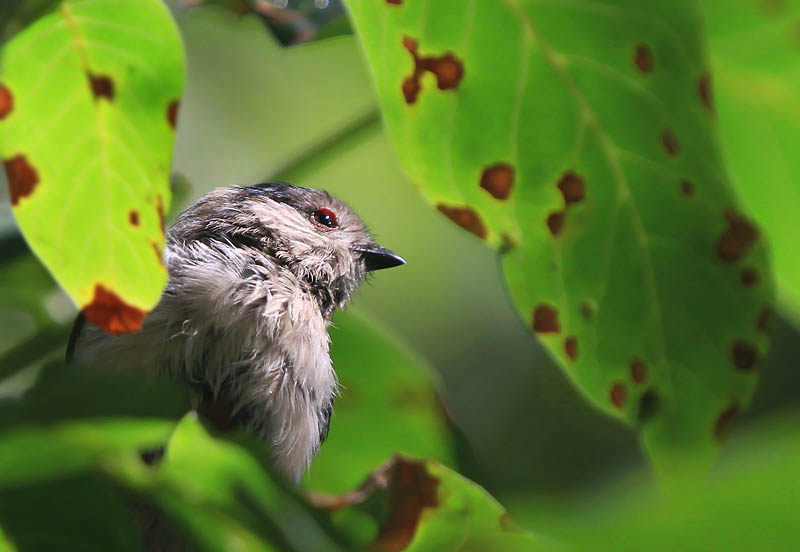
[244,182,334,214]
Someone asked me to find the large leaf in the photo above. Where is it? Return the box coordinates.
[346,0,773,474]
[0,0,185,335]
[701,1,800,318]
[304,310,456,495]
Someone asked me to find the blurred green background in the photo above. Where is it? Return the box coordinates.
[3,1,800,543]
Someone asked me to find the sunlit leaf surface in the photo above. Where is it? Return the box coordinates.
[702,0,800,318]
[346,0,773,473]
[0,0,184,335]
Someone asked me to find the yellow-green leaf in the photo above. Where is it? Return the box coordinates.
[0,0,185,334]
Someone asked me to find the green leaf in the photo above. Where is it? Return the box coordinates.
[119,413,345,552]
[0,474,143,552]
[346,1,773,474]
[701,1,800,318]
[0,360,187,485]
[0,0,185,335]
[317,455,544,552]
[0,419,174,488]
[304,310,455,495]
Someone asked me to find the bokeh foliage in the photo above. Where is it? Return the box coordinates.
[1,0,800,550]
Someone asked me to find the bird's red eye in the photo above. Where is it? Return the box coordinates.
[312,208,338,229]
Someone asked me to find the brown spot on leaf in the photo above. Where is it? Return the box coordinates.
[402,76,422,106]
[155,195,165,231]
[430,54,463,90]
[436,204,486,239]
[557,171,585,205]
[564,336,578,360]
[387,0,403,4]
[394,387,430,408]
[480,163,514,200]
[610,382,627,409]
[759,0,786,15]
[0,83,13,120]
[740,268,759,287]
[374,457,439,552]
[88,72,114,101]
[167,100,180,129]
[630,359,647,383]
[547,211,565,236]
[401,35,463,105]
[532,304,560,334]
[757,308,773,333]
[580,300,594,319]
[151,241,164,267]
[717,209,758,263]
[128,210,139,227]
[732,340,758,371]
[637,389,660,424]
[699,72,714,112]
[633,44,653,73]
[5,154,39,206]
[82,284,146,336]
[680,179,694,196]
[499,513,520,532]
[714,404,740,440]
[661,129,679,157]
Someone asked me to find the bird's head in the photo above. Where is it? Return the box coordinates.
[168,183,405,315]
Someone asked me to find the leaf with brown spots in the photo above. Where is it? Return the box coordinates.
[0,0,184,335]
[313,455,540,552]
[348,0,772,477]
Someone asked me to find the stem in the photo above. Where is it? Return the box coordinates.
[266,107,382,182]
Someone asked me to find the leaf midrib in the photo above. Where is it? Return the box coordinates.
[502,0,672,391]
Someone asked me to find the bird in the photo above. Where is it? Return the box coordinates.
[68,182,405,481]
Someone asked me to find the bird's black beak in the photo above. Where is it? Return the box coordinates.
[356,245,406,272]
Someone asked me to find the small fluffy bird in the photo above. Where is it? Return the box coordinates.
[70,183,405,480]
